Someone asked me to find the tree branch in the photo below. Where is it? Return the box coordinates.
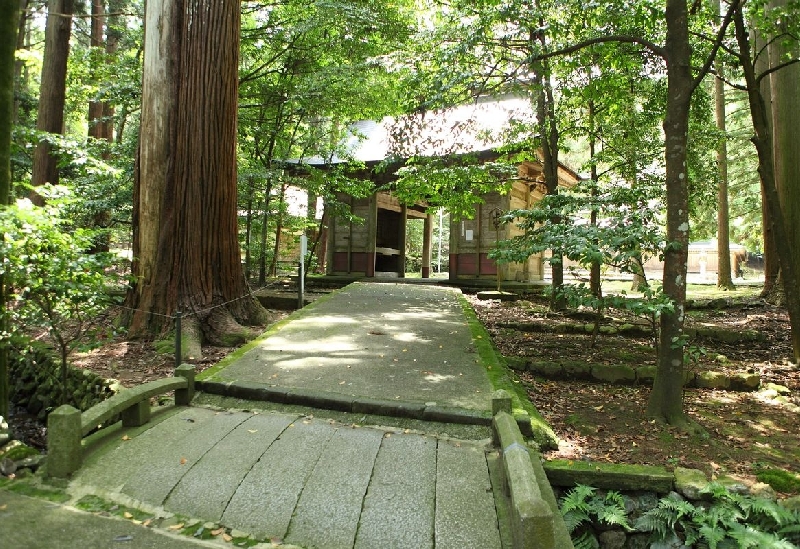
[689,0,739,92]
[529,35,667,63]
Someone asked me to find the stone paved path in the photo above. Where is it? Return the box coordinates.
[75,406,506,549]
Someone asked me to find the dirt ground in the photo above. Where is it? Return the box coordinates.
[466,289,800,492]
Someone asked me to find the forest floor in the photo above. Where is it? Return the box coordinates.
[12,280,800,494]
[466,282,800,493]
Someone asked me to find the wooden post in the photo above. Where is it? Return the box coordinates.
[366,193,378,277]
[399,205,408,278]
[422,213,433,278]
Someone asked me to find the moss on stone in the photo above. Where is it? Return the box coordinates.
[457,294,559,450]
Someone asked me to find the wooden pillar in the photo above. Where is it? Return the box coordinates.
[366,193,377,277]
[476,203,482,277]
[347,195,353,273]
[449,217,459,280]
[399,205,408,278]
[422,213,433,278]
[326,203,335,275]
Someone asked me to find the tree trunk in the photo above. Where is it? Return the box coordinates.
[762,1,800,362]
[752,24,779,296]
[12,0,28,128]
[88,0,106,139]
[532,21,564,311]
[646,0,692,426]
[0,0,20,419]
[126,0,268,357]
[714,0,734,289]
[269,183,287,277]
[30,0,73,203]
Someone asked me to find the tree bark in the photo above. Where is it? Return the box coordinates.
[646,0,692,426]
[126,0,268,357]
[0,0,20,419]
[531,21,564,311]
[713,0,734,289]
[30,0,73,203]
[762,0,800,362]
[751,25,779,296]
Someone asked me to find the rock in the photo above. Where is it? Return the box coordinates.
[0,440,40,461]
[748,482,777,500]
[599,529,627,549]
[563,361,593,380]
[764,382,791,395]
[636,366,658,385]
[779,495,800,512]
[529,361,563,378]
[695,371,730,390]
[0,457,17,476]
[674,468,707,500]
[592,364,636,384]
[15,454,45,473]
[649,532,687,548]
[625,533,652,549]
[717,476,750,495]
[476,290,517,301]
[730,372,760,391]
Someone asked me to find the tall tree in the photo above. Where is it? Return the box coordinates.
[0,0,20,418]
[713,0,734,289]
[30,0,74,203]
[126,0,267,358]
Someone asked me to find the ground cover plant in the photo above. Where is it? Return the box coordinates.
[467,281,800,491]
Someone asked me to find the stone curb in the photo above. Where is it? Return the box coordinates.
[491,391,573,549]
[506,358,761,391]
[196,380,502,427]
[543,459,675,493]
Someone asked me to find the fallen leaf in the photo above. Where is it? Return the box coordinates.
[222,533,232,542]
[248,429,258,434]
[169,523,184,530]
[180,457,188,465]
[211,527,226,536]
[121,435,130,441]
[124,511,133,519]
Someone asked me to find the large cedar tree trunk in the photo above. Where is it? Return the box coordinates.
[646,0,692,426]
[0,0,20,418]
[752,25,780,296]
[126,0,268,358]
[30,0,73,203]
[756,2,800,362]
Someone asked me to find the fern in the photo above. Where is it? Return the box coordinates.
[572,530,598,549]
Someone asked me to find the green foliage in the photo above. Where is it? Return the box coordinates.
[491,179,664,272]
[634,484,800,548]
[560,485,631,548]
[756,468,800,495]
[0,187,119,404]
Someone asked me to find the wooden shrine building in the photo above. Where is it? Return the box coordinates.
[290,97,582,283]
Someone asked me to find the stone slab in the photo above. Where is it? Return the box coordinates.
[208,283,494,412]
[120,410,249,505]
[0,491,216,549]
[76,407,214,492]
[435,440,501,549]
[164,412,297,520]
[354,434,437,549]
[221,417,336,539]
[285,426,384,549]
